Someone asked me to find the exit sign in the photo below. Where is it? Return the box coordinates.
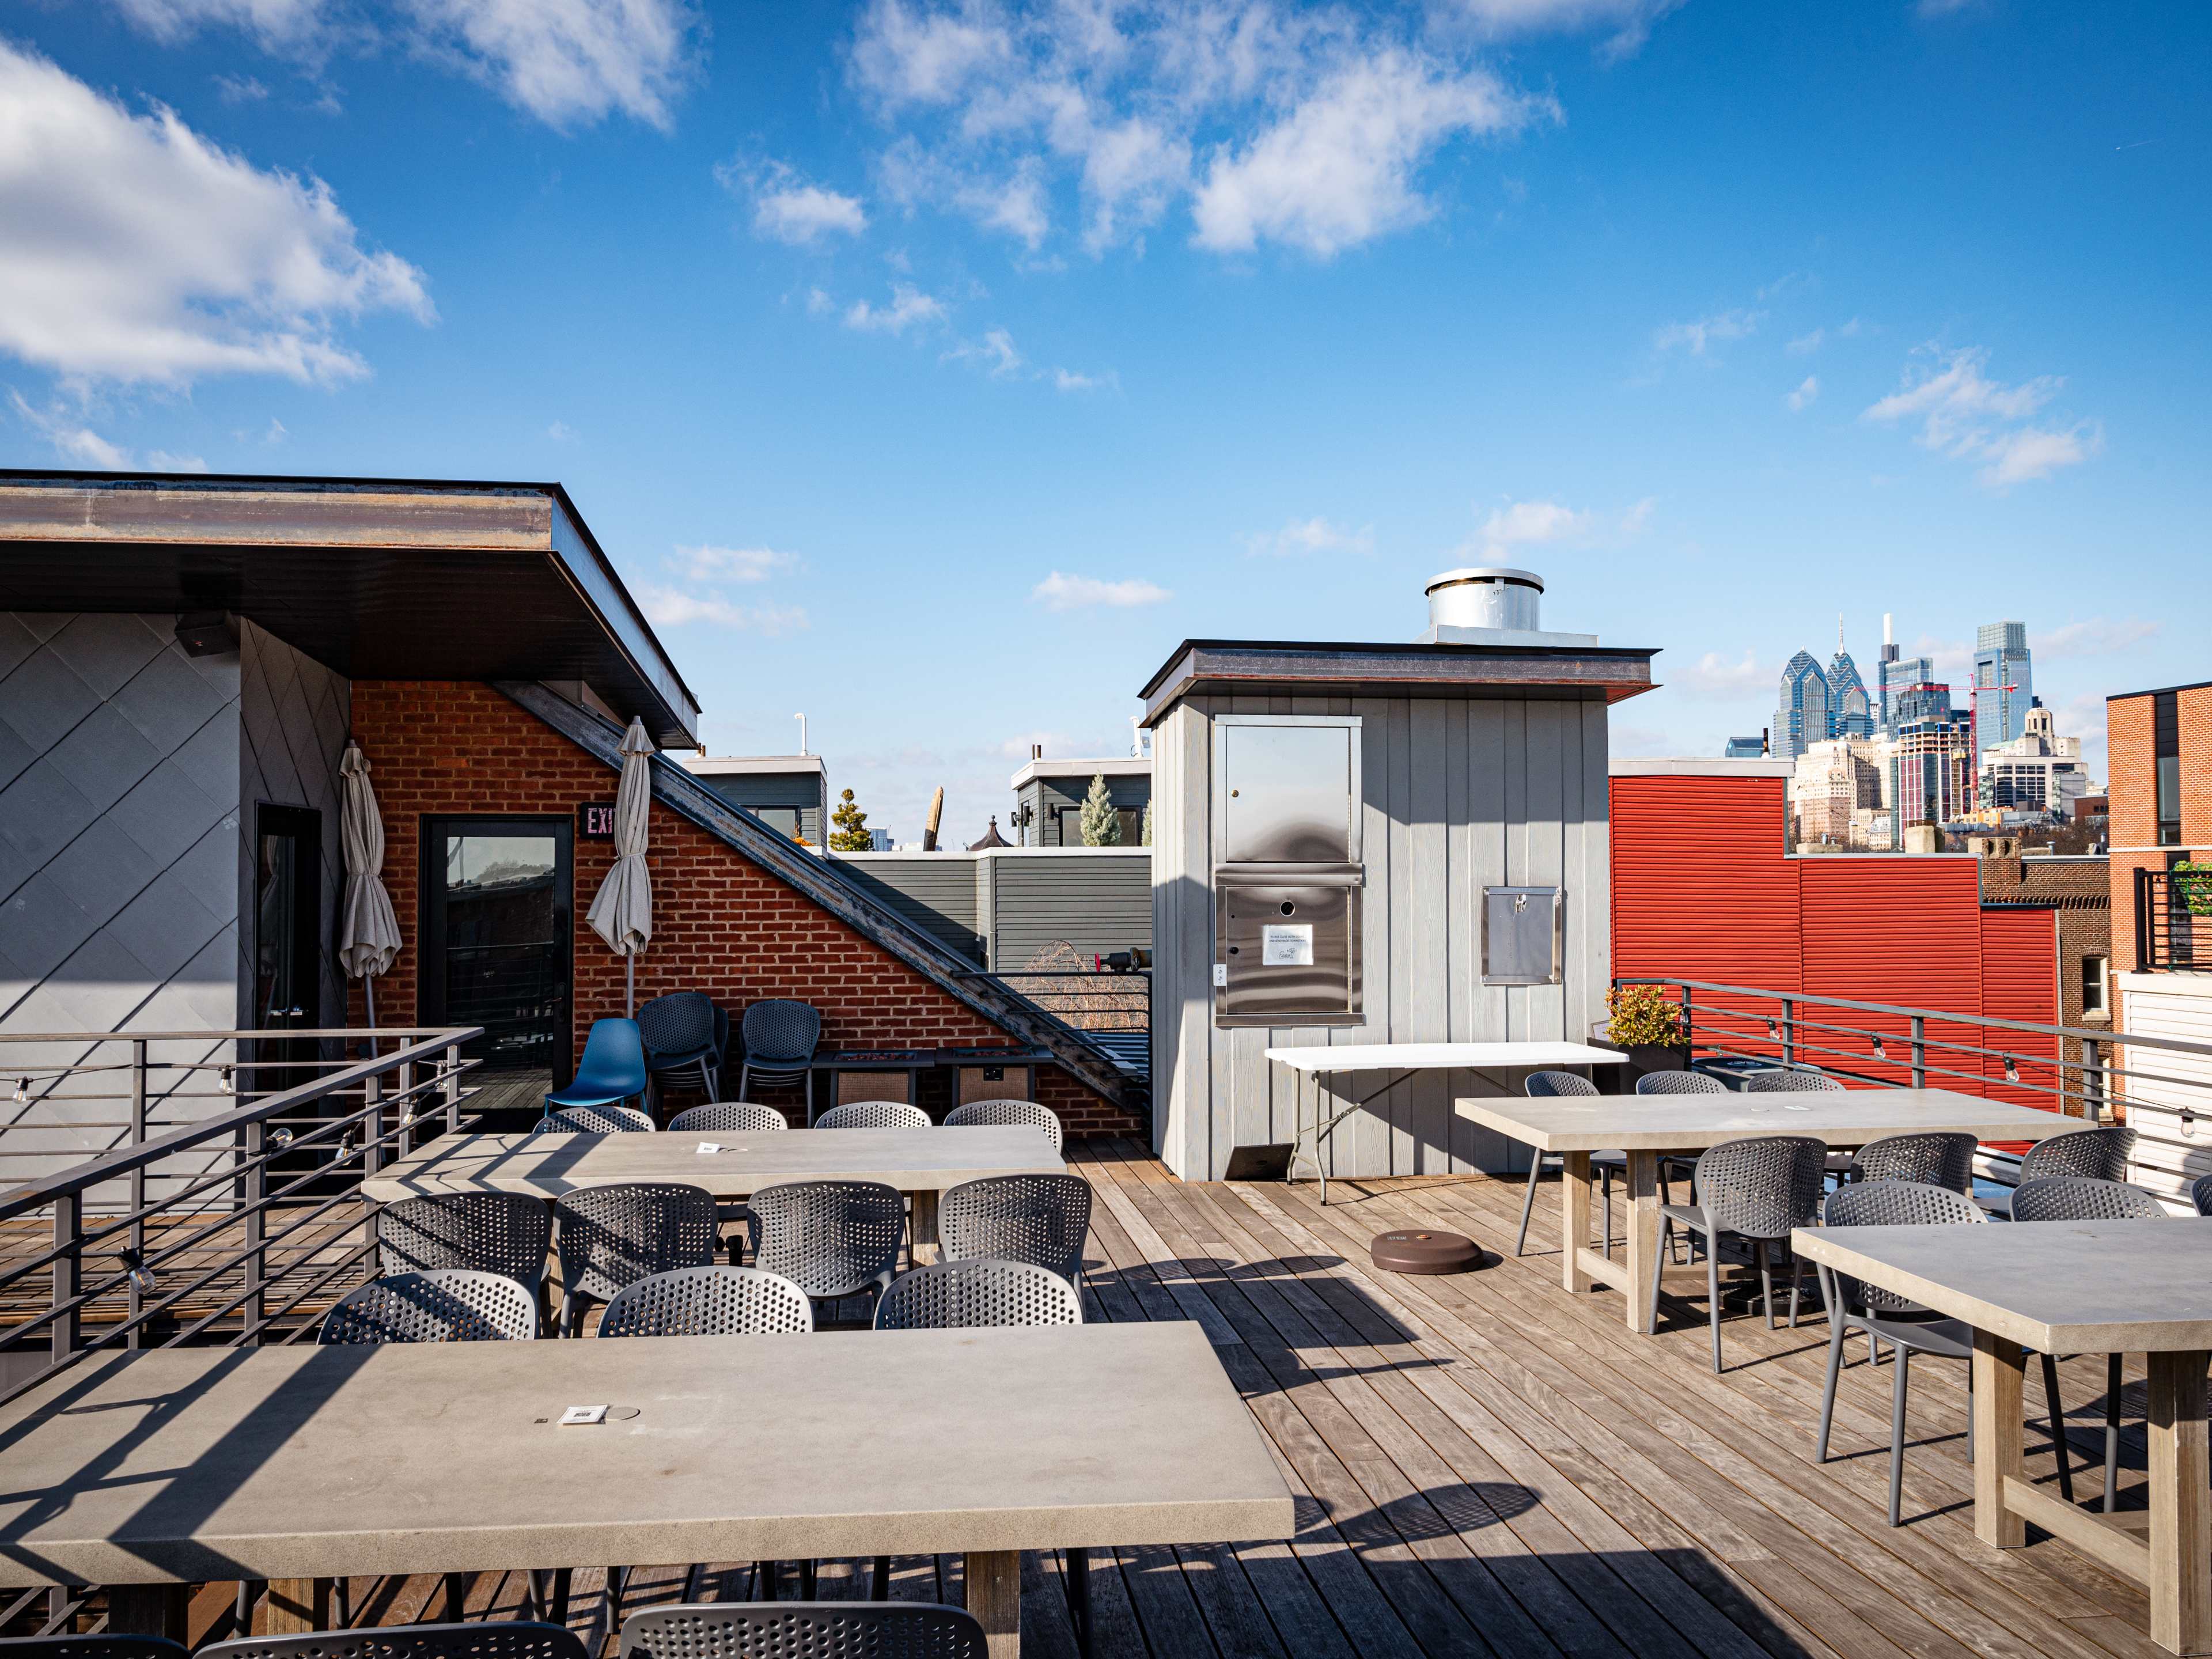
[578,802,618,839]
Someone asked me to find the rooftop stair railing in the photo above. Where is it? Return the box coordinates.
[0,1027,480,1408]
[2137,865,2212,972]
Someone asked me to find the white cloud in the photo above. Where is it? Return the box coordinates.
[1051,366,1114,392]
[1675,648,1766,699]
[672,544,797,584]
[0,41,430,387]
[1786,374,1819,411]
[214,72,269,102]
[1440,0,1685,60]
[805,287,834,315]
[547,419,577,441]
[2033,619,2161,660]
[1031,571,1169,611]
[1863,345,2099,488]
[638,589,808,632]
[1787,328,1823,355]
[107,0,700,129]
[1652,308,1762,355]
[850,1,1552,259]
[1191,50,1537,257]
[719,158,868,245]
[945,327,1022,377]
[1480,498,1590,549]
[6,390,207,471]
[1243,516,1376,558]
[842,283,948,334]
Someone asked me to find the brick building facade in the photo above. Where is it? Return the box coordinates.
[350,683,1137,1137]
[2109,680,2212,972]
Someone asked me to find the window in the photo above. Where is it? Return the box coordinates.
[2081,954,2109,1018]
[2156,691,2182,846]
[749,806,802,840]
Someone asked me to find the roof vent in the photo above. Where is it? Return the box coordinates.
[1416,566,1597,648]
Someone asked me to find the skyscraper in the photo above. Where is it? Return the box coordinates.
[1773,650,1831,762]
[1875,612,1933,733]
[1827,617,1873,740]
[1974,620,2035,747]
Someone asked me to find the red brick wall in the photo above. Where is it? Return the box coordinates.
[2108,694,2154,971]
[349,683,1137,1136]
[2183,686,2212,844]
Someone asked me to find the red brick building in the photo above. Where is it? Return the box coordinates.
[2109,679,2212,972]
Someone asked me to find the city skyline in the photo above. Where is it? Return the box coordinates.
[1,5,2199,842]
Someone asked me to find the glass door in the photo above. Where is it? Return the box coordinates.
[252,804,323,1094]
[421,817,572,1122]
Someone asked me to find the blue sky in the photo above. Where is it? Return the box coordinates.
[2,1,2205,841]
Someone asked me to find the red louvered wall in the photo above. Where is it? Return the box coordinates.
[1610,772,2061,1111]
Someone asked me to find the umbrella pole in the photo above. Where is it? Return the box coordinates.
[626,953,635,1018]
[362,977,378,1059]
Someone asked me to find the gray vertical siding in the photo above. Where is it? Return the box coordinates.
[690,772,825,845]
[1151,692,1615,1182]
[989,853,1151,969]
[831,857,984,963]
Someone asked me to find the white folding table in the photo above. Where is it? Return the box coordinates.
[1262,1041,1626,1202]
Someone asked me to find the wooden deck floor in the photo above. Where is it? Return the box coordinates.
[25,1142,2184,1659]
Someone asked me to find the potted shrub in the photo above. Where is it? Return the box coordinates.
[1601,984,1689,1080]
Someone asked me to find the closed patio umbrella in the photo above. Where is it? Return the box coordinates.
[586,717,655,1014]
[338,742,402,1048]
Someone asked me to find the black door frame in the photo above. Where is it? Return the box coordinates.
[418,815,575,1084]
[251,803,324,1092]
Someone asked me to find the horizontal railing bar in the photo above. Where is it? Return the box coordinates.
[0,1028,468,1044]
[234,1238,378,1347]
[0,1036,478,1219]
[1684,1009,2195,1097]
[1622,977,2212,1059]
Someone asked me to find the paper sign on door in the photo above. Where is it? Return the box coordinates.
[1261,924,1314,967]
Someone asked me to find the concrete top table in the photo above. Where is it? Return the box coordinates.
[0,1323,1292,1658]
[1264,1041,1625,1202]
[1455,1088,2089,1334]
[361,1125,1062,1202]
[1793,1219,2212,1655]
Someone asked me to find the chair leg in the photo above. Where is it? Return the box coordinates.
[800,1560,817,1600]
[1068,1548,1091,1658]
[2041,1351,2074,1505]
[1817,1297,1846,1462]
[1755,1239,1777,1330]
[1788,1252,1805,1329]
[2105,1351,2123,1513]
[872,1555,891,1601]
[1889,1349,1911,1527]
[1514,1151,1544,1256]
[738,1063,752,1103]
[756,1563,778,1601]
[605,1566,624,1628]
[1601,1164,1614,1260]
[1706,1232,1724,1374]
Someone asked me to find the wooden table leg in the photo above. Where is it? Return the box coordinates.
[1560,1152,1593,1294]
[2147,1349,2212,1654]
[966,1549,1020,1658]
[105,1585,187,1640]
[1972,1328,2027,1549]
[1623,1150,1662,1335]
[911,1188,940,1267]
[259,1577,328,1634]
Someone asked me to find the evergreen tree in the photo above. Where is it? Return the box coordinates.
[1079,772,1120,846]
[828,787,874,851]
[1141,798,1153,847]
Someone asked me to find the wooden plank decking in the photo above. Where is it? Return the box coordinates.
[13,1142,2184,1658]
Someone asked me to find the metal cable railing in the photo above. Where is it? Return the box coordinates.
[0,1027,481,1407]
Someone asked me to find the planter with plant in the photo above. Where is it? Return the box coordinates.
[1601,984,1689,1078]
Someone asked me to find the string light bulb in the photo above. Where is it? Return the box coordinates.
[1873,1035,1888,1062]
[1766,1019,1779,1040]
[218,1065,235,1095]
[12,1078,26,1105]
[2003,1055,2020,1085]
[119,1248,158,1297]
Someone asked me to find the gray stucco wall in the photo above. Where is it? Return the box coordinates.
[0,612,247,1187]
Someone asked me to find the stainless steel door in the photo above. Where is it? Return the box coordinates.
[1215,874,1362,1027]
[1214,717,1361,864]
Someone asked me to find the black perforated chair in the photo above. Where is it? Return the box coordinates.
[598,1266,813,1336]
[939,1173,1090,1286]
[532,1104,656,1135]
[377,1192,552,1289]
[1808,1180,2056,1527]
[1744,1070,1844,1093]
[1987,1125,2137,1217]
[1847,1131,1978,1195]
[876,1257,1082,1331]
[1633,1070,1728,1096]
[815,1100,932,1131]
[1648,1135,1825,1372]
[943,1098,1063,1153]
[737,1000,821,1119]
[1513,1071,1600,1257]
[198,1623,588,1659]
[2011,1174,2172,1512]
[665,1104,789,1261]
[2195,1172,2212,1217]
[749,1180,904,1324]
[552,1183,718,1336]
[0,1638,188,1659]
[636,991,725,1103]
[618,1603,985,1659]
[319,1270,537,1343]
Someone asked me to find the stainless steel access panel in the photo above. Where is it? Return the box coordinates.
[1211,716,1365,1028]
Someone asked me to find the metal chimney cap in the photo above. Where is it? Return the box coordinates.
[1424,567,1544,596]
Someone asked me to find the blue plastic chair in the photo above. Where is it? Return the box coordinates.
[546,1018,649,1112]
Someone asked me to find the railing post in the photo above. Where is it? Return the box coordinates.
[1781,997,1794,1067]
[442,1043,462,1133]
[1910,1015,1926,1088]
[2084,1036,2104,1122]
[1679,984,1694,1060]
[361,1071,382,1259]
[127,1039,146,1349]
[396,1061,415,1158]
[51,1190,81,1363]
[2137,866,2153,971]
[242,1119,266,1344]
